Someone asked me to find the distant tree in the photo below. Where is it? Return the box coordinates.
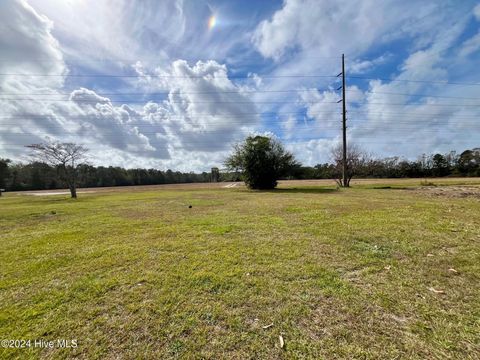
[312,163,337,179]
[29,162,56,190]
[331,143,370,187]
[165,169,174,184]
[211,167,220,182]
[26,141,88,198]
[397,160,423,178]
[445,151,459,171]
[225,135,299,189]
[458,149,480,176]
[289,166,315,180]
[432,153,450,177]
[0,158,11,189]
[8,165,23,191]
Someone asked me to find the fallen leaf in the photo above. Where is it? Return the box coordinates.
[428,287,445,294]
[262,323,273,329]
[448,268,458,273]
[279,335,284,349]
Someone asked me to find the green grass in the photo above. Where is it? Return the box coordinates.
[1,181,479,359]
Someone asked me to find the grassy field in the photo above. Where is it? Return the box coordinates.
[1,179,479,359]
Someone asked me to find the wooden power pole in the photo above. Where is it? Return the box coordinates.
[341,54,348,187]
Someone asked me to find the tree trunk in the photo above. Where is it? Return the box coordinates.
[69,184,77,198]
[65,167,77,198]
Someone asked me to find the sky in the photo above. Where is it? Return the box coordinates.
[0,0,479,171]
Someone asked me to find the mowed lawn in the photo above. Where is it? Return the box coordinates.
[1,180,479,359]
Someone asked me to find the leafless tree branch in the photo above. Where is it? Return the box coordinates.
[26,140,88,198]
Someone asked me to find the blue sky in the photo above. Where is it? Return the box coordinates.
[1,0,480,171]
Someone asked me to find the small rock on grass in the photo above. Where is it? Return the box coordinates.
[428,287,445,294]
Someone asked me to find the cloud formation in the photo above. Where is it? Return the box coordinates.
[252,0,435,61]
[1,0,479,169]
[251,0,480,163]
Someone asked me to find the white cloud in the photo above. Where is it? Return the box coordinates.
[298,89,341,135]
[281,115,297,135]
[1,60,259,170]
[28,0,186,69]
[347,41,480,158]
[0,0,67,156]
[349,54,391,74]
[135,60,259,153]
[0,1,262,171]
[459,31,480,57]
[286,138,338,165]
[252,0,434,61]
[252,0,480,162]
[474,4,480,21]
[0,0,66,89]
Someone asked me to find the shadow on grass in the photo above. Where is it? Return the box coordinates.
[370,186,410,190]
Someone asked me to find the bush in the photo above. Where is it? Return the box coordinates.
[225,135,299,189]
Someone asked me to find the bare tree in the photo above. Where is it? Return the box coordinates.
[26,141,88,198]
[331,143,370,187]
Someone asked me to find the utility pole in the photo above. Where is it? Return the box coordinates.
[340,54,348,187]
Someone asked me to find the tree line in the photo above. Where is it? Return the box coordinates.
[0,144,478,193]
[291,148,480,181]
[0,161,213,192]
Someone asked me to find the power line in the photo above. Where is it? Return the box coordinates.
[346,109,480,117]
[0,72,339,79]
[1,104,479,122]
[3,97,480,108]
[0,98,342,105]
[359,91,480,100]
[0,55,342,62]
[2,89,479,101]
[0,110,340,119]
[0,88,331,96]
[349,102,480,107]
[1,113,478,120]
[1,129,476,143]
[4,117,477,131]
[1,112,479,124]
[1,127,477,143]
[3,112,479,123]
[347,75,480,86]
[2,71,480,87]
[1,122,478,132]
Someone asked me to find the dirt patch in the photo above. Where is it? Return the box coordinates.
[412,186,480,199]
